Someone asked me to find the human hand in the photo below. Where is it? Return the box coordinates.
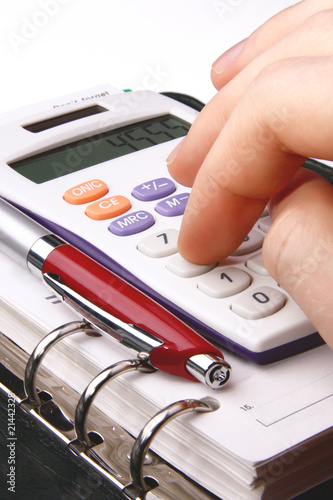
[167,0,333,349]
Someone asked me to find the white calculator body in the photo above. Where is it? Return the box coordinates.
[0,85,322,363]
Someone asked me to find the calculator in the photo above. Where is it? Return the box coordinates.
[0,85,323,363]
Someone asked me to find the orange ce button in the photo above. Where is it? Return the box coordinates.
[64,179,108,205]
[86,195,131,220]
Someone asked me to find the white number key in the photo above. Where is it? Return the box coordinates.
[137,229,179,258]
[231,229,264,256]
[246,253,269,276]
[197,267,251,298]
[231,286,285,320]
[166,254,217,278]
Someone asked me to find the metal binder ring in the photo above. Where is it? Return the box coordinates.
[24,320,91,406]
[75,358,155,447]
[129,397,220,493]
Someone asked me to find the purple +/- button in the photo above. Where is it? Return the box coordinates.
[132,177,176,201]
[155,193,190,217]
[108,210,154,236]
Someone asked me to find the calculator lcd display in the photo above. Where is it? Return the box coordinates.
[9,114,190,184]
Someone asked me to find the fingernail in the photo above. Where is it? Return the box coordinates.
[166,139,184,166]
[212,38,246,75]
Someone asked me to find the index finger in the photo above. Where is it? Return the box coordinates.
[177,56,333,264]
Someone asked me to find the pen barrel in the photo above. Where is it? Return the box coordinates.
[0,198,49,267]
[42,244,226,381]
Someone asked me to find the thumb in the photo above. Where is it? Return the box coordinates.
[263,169,333,350]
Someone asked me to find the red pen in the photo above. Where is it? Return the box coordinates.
[0,198,231,389]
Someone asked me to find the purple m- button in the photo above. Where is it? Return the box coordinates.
[155,193,190,217]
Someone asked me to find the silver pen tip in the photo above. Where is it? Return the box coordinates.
[186,354,231,389]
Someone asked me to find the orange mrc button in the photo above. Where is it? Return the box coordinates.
[86,195,131,220]
[64,179,108,205]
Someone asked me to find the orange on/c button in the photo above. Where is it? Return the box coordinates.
[86,195,131,220]
[63,179,108,205]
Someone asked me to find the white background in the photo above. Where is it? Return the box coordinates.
[0,0,297,113]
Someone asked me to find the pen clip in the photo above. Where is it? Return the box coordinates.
[43,272,163,358]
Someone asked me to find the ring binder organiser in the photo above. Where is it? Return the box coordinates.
[126,397,220,497]
[73,358,155,447]
[2,278,332,499]
[1,310,224,500]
